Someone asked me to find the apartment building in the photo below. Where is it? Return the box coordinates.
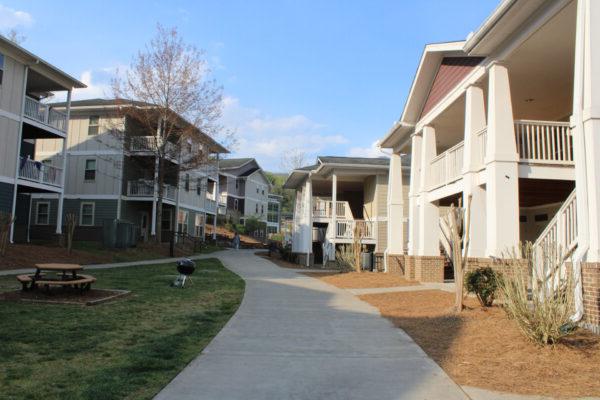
[284,156,409,267]
[217,158,271,225]
[28,98,227,242]
[380,0,600,331]
[0,36,86,243]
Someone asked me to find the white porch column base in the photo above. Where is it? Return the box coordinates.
[485,64,519,257]
[463,85,487,257]
[387,153,404,254]
[418,126,440,256]
[407,133,422,256]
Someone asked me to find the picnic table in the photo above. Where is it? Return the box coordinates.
[16,263,96,293]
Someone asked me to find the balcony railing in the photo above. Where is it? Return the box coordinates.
[205,199,217,213]
[24,96,67,132]
[335,219,375,240]
[430,141,464,188]
[313,199,353,219]
[514,120,573,165]
[128,136,177,156]
[127,180,176,201]
[18,157,63,187]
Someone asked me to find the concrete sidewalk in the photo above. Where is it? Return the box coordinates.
[154,249,469,400]
[0,252,217,277]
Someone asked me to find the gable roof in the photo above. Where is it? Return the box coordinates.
[219,158,255,170]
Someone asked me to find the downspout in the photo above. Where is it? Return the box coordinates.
[570,0,588,323]
[380,147,394,273]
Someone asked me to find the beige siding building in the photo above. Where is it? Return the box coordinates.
[0,36,85,242]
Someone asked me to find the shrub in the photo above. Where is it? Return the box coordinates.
[465,267,499,307]
[335,245,355,272]
[497,244,576,346]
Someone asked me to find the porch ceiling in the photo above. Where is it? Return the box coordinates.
[518,178,574,207]
[505,1,576,121]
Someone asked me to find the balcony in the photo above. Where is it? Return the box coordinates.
[205,199,217,213]
[24,96,68,132]
[127,136,177,156]
[18,157,63,187]
[429,120,573,189]
[335,219,375,240]
[312,199,353,220]
[127,180,176,201]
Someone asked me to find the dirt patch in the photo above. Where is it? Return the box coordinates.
[0,242,200,271]
[207,225,263,246]
[360,290,600,398]
[0,288,130,306]
[304,271,419,289]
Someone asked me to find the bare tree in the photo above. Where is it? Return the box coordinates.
[280,148,306,171]
[112,25,229,243]
[440,195,472,312]
[6,29,25,44]
[0,212,15,257]
[65,213,77,254]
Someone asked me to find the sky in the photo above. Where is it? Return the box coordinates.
[0,1,499,172]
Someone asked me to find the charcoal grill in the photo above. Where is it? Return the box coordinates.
[173,258,196,288]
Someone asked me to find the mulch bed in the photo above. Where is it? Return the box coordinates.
[0,288,130,306]
[360,289,600,398]
[304,271,419,289]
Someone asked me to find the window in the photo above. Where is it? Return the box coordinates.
[84,159,96,181]
[80,202,95,226]
[88,116,99,135]
[197,177,203,195]
[261,205,264,214]
[235,180,239,190]
[256,187,259,194]
[262,189,265,196]
[233,198,238,211]
[255,204,259,213]
[35,201,50,225]
[0,53,4,85]
[185,174,190,191]
[177,210,188,233]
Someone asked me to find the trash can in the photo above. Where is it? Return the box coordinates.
[361,252,373,271]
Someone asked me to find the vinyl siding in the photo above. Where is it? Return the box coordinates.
[64,154,122,196]
[30,198,118,227]
[0,116,19,178]
[0,181,13,213]
[0,54,25,116]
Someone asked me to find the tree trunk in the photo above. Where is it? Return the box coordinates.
[155,157,165,244]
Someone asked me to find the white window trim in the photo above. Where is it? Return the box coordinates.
[80,202,95,226]
[35,201,50,225]
[88,115,100,135]
[84,158,96,182]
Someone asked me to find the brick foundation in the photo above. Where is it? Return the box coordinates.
[582,262,600,333]
[386,254,405,275]
[405,256,416,281]
[413,256,445,283]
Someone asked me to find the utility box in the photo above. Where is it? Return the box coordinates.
[361,252,373,271]
[103,219,137,248]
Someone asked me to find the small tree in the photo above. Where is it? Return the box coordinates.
[111,25,231,243]
[280,148,306,172]
[465,267,499,307]
[440,195,472,312]
[0,212,15,257]
[65,213,77,254]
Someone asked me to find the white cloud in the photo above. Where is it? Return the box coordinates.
[73,70,112,100]
[0,5,33,30]
[347,140,388,158]
[221,96,349,170]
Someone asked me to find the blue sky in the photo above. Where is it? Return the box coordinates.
[0,1,499,171]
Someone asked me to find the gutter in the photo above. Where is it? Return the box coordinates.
[463,0,519,53]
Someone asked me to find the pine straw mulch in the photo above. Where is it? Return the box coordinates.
[360,289,600,398]
[304,271,420,289]
[256,252,330,270]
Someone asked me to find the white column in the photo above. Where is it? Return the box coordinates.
[213,154,220,240]
[150,155,159,236]
[387,152,404,254]
[485,63,520,257]
[55,89,72,235]
[407,133,422,255]
[331,172,337,238]
[9,65,28,243]
[418,126,440,256]
[304,177,313,266]
[572,0,600,261]
[462,84,487,257]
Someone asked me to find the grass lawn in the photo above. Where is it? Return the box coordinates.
[0,258,244,400]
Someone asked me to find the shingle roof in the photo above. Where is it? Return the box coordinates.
[219,158,255,170]
[317,156,390,166]
[239,167,260,177]
[51,98,153,108]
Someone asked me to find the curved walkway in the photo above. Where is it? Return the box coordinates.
[155,250,468,400]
